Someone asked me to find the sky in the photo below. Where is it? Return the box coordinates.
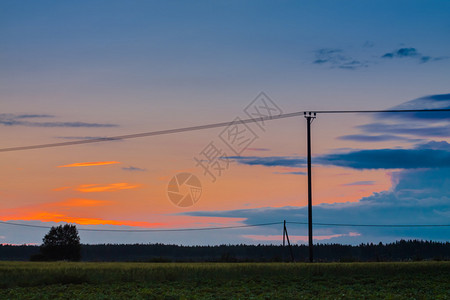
[0,0,449,246]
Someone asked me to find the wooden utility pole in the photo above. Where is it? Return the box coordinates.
[283,220,295,262]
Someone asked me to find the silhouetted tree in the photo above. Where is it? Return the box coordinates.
[40,224,81,261]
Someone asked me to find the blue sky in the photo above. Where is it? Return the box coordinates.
[0,0,449,245]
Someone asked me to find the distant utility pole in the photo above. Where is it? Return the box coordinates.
[283,220,295,262]
[304,112,316,263]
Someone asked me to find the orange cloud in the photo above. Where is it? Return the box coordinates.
[57,161,120,168]
[76,183,140,193]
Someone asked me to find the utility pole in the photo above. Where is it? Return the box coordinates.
[283,220,295,262]
[304,112,316,262]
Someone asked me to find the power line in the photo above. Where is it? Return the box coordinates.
[1,220,449,232]
[0,220,51,229]
[287,221,450,228]
[307,109,450,114]
[0,220,283,232]
[78,222,283,232]
[1,108,448,153]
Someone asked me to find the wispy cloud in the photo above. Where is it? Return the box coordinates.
[122,166,147,172]
[0,113,118,127]
[57,161,120,168]
[313,48,368,70]
[379,93,450,121]
[76,183,140,193]
[273,171,306,175]
[13,114,54,119]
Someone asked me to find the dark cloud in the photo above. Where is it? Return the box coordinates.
[228,142,450,170]
[338,134,422,143]
[381,47,447,64]
[122,166,147,172]
[382,47,419,58]
[317,143,450,170]
[313,45,447,71]
[229,156,305,168]
[312,48,367,70]
[0,113,118,128]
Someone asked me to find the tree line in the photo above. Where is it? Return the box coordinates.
[0,225,448,262]
[1,241,449,262]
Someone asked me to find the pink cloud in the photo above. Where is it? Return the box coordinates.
[242,232,361,243]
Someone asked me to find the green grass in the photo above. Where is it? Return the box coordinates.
[0,261,449,299]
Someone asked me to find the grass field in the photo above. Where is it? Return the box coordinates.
[0,261,449,299]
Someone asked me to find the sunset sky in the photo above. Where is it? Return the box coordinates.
[1,0,449,245]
